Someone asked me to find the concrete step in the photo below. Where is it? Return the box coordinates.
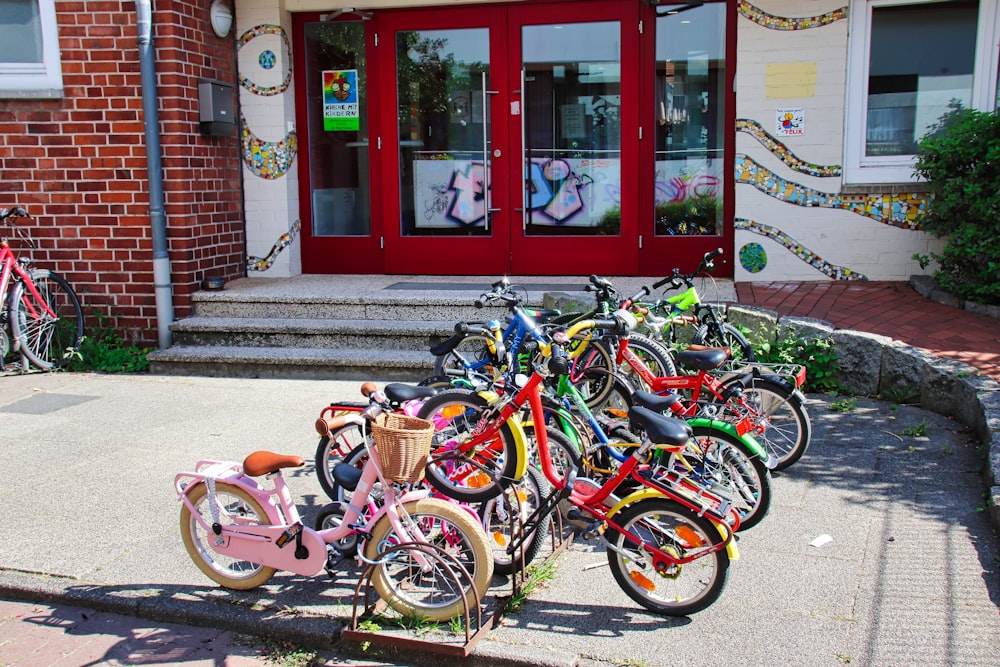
[168,317,455,351]
[190,292,510,322]
[147,345,435,382]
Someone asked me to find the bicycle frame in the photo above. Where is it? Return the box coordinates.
[174,444,433,578]
[441,322,738,564]
[0,242,58,322]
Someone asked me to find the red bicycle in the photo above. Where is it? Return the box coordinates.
[0,207,84,371]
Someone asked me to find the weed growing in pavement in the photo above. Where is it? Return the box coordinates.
[879,384,920,405]
[620,658,650,667]
[830,396,858,412]
[836,653,852,664]
[231,635,325,667]
[447,614,466,635]
[356,618,382,652]
[506,559,557,613]
[900,419,928,438]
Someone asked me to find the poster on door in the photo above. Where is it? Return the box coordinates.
[322,70,359,131]
[412,156,723,229]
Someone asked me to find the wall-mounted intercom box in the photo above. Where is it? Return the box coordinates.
[198,79,235,137]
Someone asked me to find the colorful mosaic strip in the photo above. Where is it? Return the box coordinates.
[241,112,297,179]
[237,24,292,97]
[735,217,867,281]
[736,119,841,177]
[735,154,926,229]
[738,1,848,30]
[248,219,301,271]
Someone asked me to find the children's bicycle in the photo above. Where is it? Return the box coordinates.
[175,400,494,621]
[0,206,84,371]
[417,314,739,615]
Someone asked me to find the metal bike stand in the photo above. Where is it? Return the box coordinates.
[494,482,575,619]
[342,540,495,657]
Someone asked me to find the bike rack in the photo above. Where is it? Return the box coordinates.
[342,540,496,657]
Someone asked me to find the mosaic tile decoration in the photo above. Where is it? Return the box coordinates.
[237,24,292,97]
[248,219,301,271]
[241,111,298,179]
[735,154,927,229]
[736,119,841,177]
[736,217,868,280]
[738,1,848,30]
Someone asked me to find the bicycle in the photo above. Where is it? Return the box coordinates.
[638,248,756,361]
[417,314,739,615]
[426,277,618,408]
[0,206,84,371]
[315,382,552,577]
[175,399,494,622]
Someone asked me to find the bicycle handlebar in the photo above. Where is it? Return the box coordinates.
[0,207,29,221]
[651,248,726,292]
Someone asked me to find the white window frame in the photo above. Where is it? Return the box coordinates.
[0,0,63,98]
[844,0,1000,184]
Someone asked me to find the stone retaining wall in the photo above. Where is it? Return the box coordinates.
[726,304,1000,535]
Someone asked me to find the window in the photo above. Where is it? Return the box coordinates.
[0,0,62,98]
[844,0,1000,183]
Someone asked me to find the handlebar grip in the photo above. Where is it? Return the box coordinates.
[707,247,723,261]
[589,274,613,290]
[316,414,350,436]
[474,299,485,309]
[360,381,378,397]
[627,286,650,302]
[652,276,671,289]
[453,321,470,334]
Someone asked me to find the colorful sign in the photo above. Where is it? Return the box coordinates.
[323,70,359,131]
[776,107,805,137]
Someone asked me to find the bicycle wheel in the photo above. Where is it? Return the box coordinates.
[567,338,618,410]
[416,389,521,503]
[685,426,772,531]
[313,502,361,557]
[479,465,551,576]
[693,322,756,361]
[618,333,676,392]
[179,481,276,590]
[433,334,500,381]
[364,497,494,621]
[606,498,729,616]
[9,269,84,370]
[315,423,370,502]
[724,377,811,470]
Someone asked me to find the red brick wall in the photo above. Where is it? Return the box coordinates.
[0,0,244,346]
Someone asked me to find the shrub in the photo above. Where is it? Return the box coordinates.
[754,334,838,393]
[65,310,152,373]
[913,106,1000,304]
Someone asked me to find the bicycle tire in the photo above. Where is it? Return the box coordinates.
[416,389,521,503]
[479,465,551,576]
[9,269,84,370]
[433,333,500,380]
[719,376,811,470]
[179,481,276,590]
[568,338,619,410]
[693,322,756,361]
[364,497,494,621]
[618,333,677,391]
[685,425,772,530]
[315,422,372,502]
[605,498,729,616]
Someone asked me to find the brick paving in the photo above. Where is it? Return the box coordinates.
[736,280,1000,383]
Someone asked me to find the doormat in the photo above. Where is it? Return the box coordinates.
[385,282,585,292]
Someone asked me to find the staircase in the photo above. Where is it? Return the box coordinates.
[146,274,601,381]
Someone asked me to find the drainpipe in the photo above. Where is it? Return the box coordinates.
[135,0,174,349]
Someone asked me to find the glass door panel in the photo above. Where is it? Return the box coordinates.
[298,18,378,273]
[396,28,493,239]
[522,22,621,237]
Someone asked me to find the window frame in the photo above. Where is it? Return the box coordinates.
[0,0,63,98]
[844,0,1000,184]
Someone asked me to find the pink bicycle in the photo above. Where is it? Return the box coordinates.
[0,206,84,371]
[174,400,494,621]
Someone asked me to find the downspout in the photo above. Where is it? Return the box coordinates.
[135,0,174,349]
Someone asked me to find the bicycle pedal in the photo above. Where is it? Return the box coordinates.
[581,521,604,540]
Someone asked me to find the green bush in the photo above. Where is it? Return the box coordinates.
[913,106,1000,304]
[754,334,838,393]
[65,310,152,373]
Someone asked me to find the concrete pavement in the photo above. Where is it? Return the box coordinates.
[0,371,997,666]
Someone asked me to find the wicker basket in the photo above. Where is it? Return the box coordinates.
[371,413,434,483]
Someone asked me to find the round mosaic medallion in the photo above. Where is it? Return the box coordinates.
[739,242,767,273]
[258,49,276,70]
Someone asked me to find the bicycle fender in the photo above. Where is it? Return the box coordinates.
[605,489,739,561]
[686,418,774,468]
[475,390,530,482]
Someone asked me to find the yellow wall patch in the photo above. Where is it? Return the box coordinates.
[766,62,817,99]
